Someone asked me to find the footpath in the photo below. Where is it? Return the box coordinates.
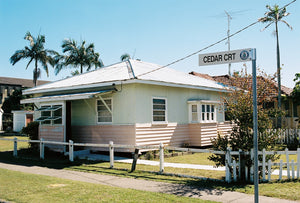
[0,162,298,203]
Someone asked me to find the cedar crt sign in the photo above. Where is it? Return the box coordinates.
[199,48,253,66]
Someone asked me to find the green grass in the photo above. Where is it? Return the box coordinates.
[164,153,215,165]
[1,138,300,201]
[0,168,214,203]
[0,135,29,152]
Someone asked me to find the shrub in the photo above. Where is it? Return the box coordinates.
[21,121,39,149]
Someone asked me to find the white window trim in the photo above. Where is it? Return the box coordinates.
[152,97,168,124]
[188,100,219,123]
[37,102,64,126]
[96,97,113,124]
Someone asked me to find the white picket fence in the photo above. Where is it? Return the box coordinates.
[225,147,300,183]
[1,137,300,183]
[261,128,300,144]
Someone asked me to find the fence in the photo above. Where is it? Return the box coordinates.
[1,137,300,183]
[260,128,300,144]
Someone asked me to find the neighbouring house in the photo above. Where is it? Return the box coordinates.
[12,110,34,132]
[0,76,49,131]
[190,72,299,128]
[21,60,233,152]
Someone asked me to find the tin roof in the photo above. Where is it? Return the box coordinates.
[190,71,293,96]
[0,76,50,88]
[23,60,227,95]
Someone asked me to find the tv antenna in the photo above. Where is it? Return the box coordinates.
[225,10,232,76]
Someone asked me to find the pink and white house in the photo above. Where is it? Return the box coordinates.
[21,60,232,151]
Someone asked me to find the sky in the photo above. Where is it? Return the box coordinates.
[0,0,299,88]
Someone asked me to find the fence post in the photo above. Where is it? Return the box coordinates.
[159,142,164,173]
[262,148,266,181]
[109,141,114,168]
[285,148,290,179]
[267,159,272,181]
[40,138,44,159]
[250,148,254,183]
[69,140,74,162]
[297,148,300,179]
[130,148,139,172]
[233,160,237,182]
[225,147,231,183]
[291,160,295,180]
[279,159,283,180]
[13,137,18,157]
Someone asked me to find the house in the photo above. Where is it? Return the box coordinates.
[190,72,299,128]
[12,110,34,132]
[0,76,49,131]
[21,60,233,151]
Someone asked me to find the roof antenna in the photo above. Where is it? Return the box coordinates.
[132,49,136,60]
[225,10,232,76]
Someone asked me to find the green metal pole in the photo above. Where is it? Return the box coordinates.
[252,48,259,203]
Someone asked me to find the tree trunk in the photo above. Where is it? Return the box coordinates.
[276,21,282,128]
[34,59,38,87]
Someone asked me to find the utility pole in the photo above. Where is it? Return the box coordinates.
[225,11,232,76]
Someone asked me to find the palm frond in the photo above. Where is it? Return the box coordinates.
[280,19,293,30]
[26,58,34,69]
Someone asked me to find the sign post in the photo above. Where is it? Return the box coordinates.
[199,48,259,203]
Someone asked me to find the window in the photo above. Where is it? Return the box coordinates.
[153,98,167,122]
[201,104,215,122]
[36,105,62,125]
[188,101,218,123]
[97,98,112,123]
[191,104,198,122]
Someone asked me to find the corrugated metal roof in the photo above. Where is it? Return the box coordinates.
[0,76,50,87]
[23,60,226,95]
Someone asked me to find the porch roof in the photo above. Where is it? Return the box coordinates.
[21,89,114,104]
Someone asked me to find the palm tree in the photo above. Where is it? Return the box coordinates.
[10,32,57,86]
[259,4,293,128]
[120,53,131,61]
[55,39,103,75]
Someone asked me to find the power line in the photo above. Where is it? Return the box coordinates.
[136,20,259,78]
[136,0,296,78]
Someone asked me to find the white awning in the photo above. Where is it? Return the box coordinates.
[21,90,114,104]
[187,99,221,104]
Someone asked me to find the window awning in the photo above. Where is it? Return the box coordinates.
[21,90,114,104]
[36,106,62,111]
[187,99,221,104]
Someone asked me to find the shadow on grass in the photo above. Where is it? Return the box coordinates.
[0,148,97,169]
[0,148,252,195]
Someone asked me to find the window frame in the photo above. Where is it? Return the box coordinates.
[152,97,168,124]
[96,97,113,124]
[188,101,218,123]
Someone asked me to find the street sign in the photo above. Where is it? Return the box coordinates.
[198,48,259,203]
[199,48,253,66]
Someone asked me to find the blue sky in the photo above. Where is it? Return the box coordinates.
[0,0,299,88]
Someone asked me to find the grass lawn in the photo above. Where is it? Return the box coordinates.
[0,135,29,152]
[164,153,216,165]
[1,138,300,201]
[0,168,214,203]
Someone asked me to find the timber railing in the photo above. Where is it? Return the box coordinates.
[1,137,300,183]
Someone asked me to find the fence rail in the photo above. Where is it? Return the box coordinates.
[1,137,300,183]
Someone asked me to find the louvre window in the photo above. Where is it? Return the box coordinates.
[153,98,167,122]
[97,98,112,123]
